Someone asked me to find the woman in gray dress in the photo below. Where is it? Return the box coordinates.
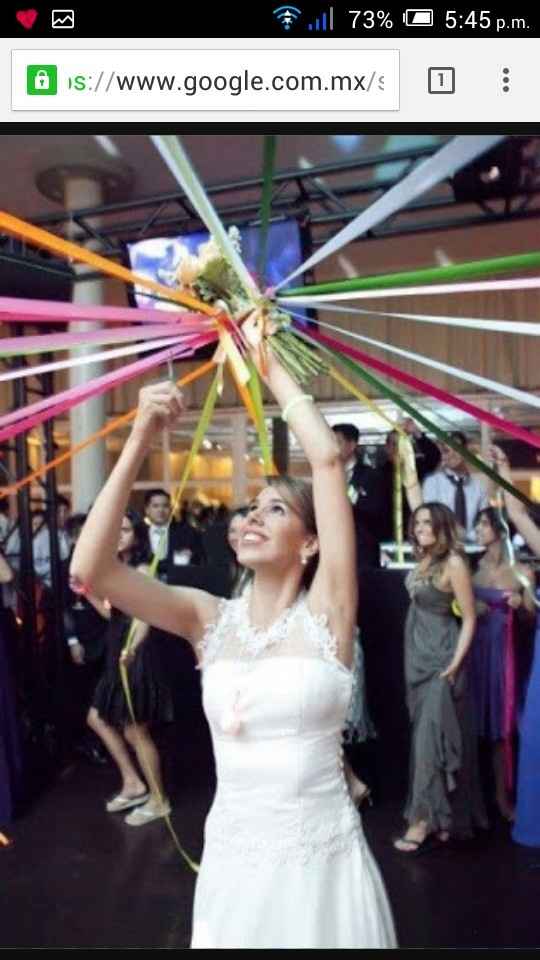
[394,502,487,853]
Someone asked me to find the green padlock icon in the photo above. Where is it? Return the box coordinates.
[27,65,58,96]
[36,70,50,90]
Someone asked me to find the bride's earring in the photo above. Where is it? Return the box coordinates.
[300,554,308,567]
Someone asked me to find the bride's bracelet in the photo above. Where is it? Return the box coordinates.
[282,394,314,424]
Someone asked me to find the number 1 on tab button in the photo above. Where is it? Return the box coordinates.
[428,67,455,94]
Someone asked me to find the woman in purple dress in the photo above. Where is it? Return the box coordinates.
[0,547,21,839]
[472,507,535,822]
[491,448,540,846]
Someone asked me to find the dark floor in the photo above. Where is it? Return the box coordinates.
[2,713,540,951]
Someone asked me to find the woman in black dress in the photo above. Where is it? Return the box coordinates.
[87,510,173,825]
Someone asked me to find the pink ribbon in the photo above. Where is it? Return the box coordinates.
[304,325,540,451]
[0,332,217,443]
[0,296,201,325]
[0,322,211,357]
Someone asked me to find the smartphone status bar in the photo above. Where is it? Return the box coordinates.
[5,4,539,39]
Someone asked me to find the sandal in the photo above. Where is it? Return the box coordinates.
[106,791,149,813]
[393,833,444,856]
[124,801,171,826]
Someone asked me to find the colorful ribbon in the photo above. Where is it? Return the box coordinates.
[246,358,274,474]
[0,334,187,383]
[314,317,540,412]
[118,369,222,873]
[0,361,215,498]
[307,302,540,338]
[278,275,540,305]
[0,334,216,442]
[293,325,533,510]
[0,212,219,316]
[327,365,405,434]
[281,249,540,298]
[0,321,210,360]
[150,136,258,299]
[257,135,277,282]
[0,295,203,326]
[301,325,540,452]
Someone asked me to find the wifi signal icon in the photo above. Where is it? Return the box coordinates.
[273,6,302,30]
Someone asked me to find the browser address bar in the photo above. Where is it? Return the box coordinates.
[12,49,399,111]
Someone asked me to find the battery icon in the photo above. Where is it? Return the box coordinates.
[403,9,434,26]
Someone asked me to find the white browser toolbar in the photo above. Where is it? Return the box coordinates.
[4,38,539,122]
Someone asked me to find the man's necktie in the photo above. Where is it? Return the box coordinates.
[448,475,467,530]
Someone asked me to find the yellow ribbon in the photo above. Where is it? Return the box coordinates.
[394,450,404,564]
[119,368,221,873]
[395,435,419,564]
[212,327,250,386]
[398,434,419,490]
[328,366,406,434]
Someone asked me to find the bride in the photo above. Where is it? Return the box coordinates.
[71,340,397,949]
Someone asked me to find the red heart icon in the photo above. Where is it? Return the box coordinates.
[16,9,38,30]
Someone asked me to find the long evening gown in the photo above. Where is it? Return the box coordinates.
[513,590,540,847]
[403,569,487,835]
[191,588,396,949]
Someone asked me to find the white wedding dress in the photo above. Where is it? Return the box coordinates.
[191,588,397,949]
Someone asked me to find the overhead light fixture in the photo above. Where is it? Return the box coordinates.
[93,135,121,159]
[331,135,365,154]
[433,247,454,267]
[451,138,531,202]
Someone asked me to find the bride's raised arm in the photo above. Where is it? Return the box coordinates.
[257,344,358,660]
[70,382,218,646]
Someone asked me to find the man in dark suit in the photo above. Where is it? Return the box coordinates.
[143,489,205,583]
[332,424,385,569]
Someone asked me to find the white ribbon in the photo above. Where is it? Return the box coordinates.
[294,302,540,337]
[150,135,258,298]
[0,335,184,383]
[278,275,540,305]
[275,135,504,290]
[314,317,540,411]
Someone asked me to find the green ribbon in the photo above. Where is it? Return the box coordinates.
[246,358,273,474]
[294,327,534,511]
[257,135,277,282]
[282,250,540,298]
[119,369,221,874]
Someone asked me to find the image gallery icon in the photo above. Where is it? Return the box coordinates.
[52,9,75,29]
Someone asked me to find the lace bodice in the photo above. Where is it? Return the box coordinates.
[197,586,345,671]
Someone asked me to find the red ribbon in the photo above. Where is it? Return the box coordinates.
[304,326,540,451]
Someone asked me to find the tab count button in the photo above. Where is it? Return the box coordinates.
[428,67,455,94]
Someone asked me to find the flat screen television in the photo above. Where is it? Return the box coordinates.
[125,219,313,358]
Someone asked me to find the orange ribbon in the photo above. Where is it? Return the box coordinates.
[0,211,219,318]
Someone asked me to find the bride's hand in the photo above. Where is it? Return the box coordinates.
[132,381,185,445]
